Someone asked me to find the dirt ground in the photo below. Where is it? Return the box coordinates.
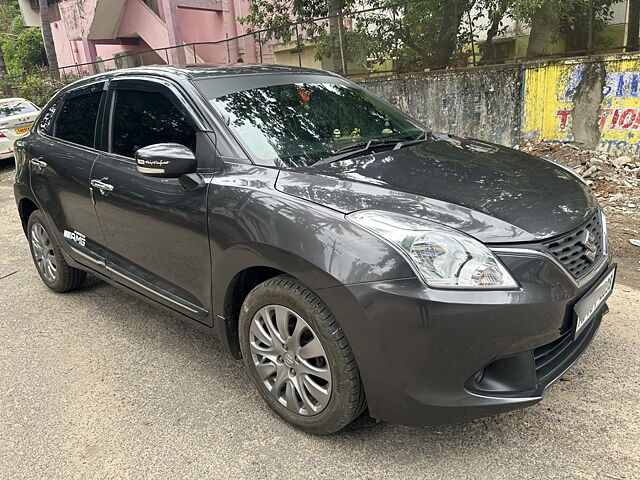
[605,212,640,287]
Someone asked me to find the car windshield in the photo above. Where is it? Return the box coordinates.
[0,99,38,119]
[198,79,424,167]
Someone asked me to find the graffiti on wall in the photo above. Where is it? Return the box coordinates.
[558,68,640,133]
[524,57,640,155]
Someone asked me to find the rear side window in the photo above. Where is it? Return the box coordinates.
[54,91,102,148]
[38,100,58,136]
[111,90,197,158]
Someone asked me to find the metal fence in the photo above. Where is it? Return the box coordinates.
[1,0,639,92]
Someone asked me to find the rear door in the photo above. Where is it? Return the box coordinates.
[29,82,108,271]
[91,78,213,324]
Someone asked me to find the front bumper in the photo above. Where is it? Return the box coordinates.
[317,254,614,426]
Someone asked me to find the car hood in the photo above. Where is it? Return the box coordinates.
[275,135,598,243]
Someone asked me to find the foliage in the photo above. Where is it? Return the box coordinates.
[314,28,371,67]
[0,1,46,75]
[356,0,474,69]
[510,0,621,34]
[560,0,621,51]
[8,25,46,73]
[239,0,347,43]
[239,0,627,70]
[18,74,57,106]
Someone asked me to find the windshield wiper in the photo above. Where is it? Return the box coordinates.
[313,139,393,166]
[314,132,430,167]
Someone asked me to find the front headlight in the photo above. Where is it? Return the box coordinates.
[347,210,518,289]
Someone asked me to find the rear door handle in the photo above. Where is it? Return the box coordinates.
[30,158,47,170]
[90,179,114,194]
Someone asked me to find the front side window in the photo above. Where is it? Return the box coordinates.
[197,78,423,167]
[54,92,102,148]
[0,99,39,119]
[110,90,197,159]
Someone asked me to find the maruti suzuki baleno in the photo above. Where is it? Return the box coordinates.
[13,66,615,434]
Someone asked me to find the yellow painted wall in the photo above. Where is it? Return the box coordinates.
[523,55,640,155]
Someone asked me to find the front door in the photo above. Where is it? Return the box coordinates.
[29,82,107,271]
[91,80,212,324]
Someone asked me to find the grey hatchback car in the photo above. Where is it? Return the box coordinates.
[14,65,615,434]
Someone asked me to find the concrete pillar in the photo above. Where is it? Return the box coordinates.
[160,0,186,65]
[81,38,98,74]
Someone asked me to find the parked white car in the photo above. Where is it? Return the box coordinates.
[0,98,41,160]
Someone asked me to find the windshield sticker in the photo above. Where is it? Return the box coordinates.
[296,87,312,103]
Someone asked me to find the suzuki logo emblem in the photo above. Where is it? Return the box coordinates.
[580,230,597,262]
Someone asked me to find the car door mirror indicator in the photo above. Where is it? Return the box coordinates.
[135,143,197,178]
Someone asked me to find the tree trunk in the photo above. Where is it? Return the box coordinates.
[481,9,504,65]
[428,0,468,69]
[628,0,640,51]
[0,45,7,76]
[38,0,60,80]
[526,2,556,58]
[327,0,345,75]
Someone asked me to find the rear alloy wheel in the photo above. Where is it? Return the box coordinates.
[239,275,366,434]
[31,221,57,283]
[27,210,86,292]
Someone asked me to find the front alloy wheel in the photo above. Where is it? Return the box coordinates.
[249,305,332,415]
[239,275,366,434]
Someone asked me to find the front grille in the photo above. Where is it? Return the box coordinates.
[533,330,572,380]
[533,314,602,382]
[543,210,604,278]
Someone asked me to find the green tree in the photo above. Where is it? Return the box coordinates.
[477,0,513,64]
[511,0,621,58]
[0,0,20,75]
[239,0,353,74]
[359,0,474,70]
[0,0,46,76]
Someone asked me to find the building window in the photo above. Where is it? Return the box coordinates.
[142,0,160,16]
[29,0,58,9]
[29,0,60,22]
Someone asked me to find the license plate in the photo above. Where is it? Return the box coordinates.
[15,125,31,135]
[573,266,616,338]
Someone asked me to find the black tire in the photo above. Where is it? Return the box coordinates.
[27,210,86,293]
[239,275,366,434]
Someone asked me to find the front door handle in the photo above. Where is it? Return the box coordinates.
[90,178,114,195]
[30,158,47,170]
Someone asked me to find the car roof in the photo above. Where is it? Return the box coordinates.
[54,64,340,100]
[0,97,29,102]
[66,64,336,87]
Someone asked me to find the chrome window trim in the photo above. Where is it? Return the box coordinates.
[491,247,609,288]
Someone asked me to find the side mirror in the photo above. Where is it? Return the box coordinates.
[135,143,196,178]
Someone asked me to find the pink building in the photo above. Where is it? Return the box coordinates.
[18,0,273,74]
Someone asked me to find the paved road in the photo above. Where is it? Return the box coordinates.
[1,162,638,479]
